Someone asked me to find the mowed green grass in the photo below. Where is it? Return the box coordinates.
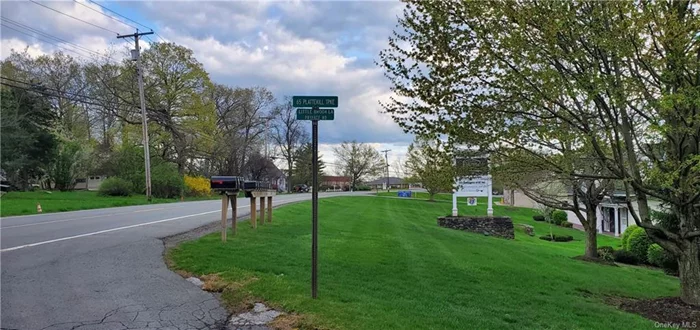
[376,191,500,204]
[0,190,222,217]
[168,196,677,330]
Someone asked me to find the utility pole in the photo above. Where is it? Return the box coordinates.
[118,29,154,201]
[381,149,391,191]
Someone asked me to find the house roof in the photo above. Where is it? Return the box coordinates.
[322,176,351,182]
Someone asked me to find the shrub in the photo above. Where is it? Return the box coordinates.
[613,249,639,265]
[355,185,372,191]
[98,177,133,196]
[628,227,653,263]
[151,163,184,198]
[561,221,573,228]
[533,215,545,222]
[539,234,573,242]
[647,244,665,267]
[551,210,567,225]
[184,175,211,197]
[647,244,679,275]
[621,225,639,250]
[597,246,615,261]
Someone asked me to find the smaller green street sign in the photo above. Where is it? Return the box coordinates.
[297,108,335,120]
[292,96,338,108]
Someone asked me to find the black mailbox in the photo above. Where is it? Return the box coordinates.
[243,181,261,190]
[210,176,244,191]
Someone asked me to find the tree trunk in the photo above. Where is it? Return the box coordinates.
[678,239,700,306]
[584,226,598,258]
[584,208,598,259]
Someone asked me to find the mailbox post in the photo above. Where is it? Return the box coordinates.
[244,181,276,229]
[210,176,244,242]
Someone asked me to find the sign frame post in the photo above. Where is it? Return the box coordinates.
[311,113,319,299]
[293,96,336,299]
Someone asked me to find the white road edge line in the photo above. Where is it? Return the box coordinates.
[1,210,219,253]
[0,199,221,220]
[1,208,168,229]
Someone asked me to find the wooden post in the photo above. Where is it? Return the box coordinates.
[250,197,257,229]
[221,194,229,242]
[259,196,265,225]
[230,193,237,236]
[267,196,273,222]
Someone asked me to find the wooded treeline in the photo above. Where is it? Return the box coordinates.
[0,43,307,193]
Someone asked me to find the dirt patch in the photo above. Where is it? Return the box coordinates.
[161,217,243,250]
[268,314,304,330]
[607,296,700,325]
[572,255,618,267]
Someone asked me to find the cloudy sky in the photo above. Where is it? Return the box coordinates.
[0,0,412,176]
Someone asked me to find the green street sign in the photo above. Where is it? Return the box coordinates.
[297,108,335,120]
[292,96,338,108]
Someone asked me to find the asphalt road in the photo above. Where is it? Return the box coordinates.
[1,192,363,330]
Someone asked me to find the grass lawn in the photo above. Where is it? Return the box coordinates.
[376,191,503,204]
[167,196,677,329]
[0,190,225,217]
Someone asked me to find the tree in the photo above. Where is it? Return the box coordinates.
[333,141,385,189]
[404,138,454,201]
[140,42,216,180]
[0,85,58,190]
[272,97,308,192]
[48,139,90,191]
[492,146,614,258]
[245,151,277,181]
[379,1,700,305]
[293,143,325,186]
[207,84,275,176]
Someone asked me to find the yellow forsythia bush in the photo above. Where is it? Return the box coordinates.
[184,175,212,197]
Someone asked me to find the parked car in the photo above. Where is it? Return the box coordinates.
[293,184,309,193]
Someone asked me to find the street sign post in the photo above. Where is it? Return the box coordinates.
[296,108,334,120]
[293,96,337,299]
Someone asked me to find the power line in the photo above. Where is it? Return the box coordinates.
[79,0,164,44]
[72,0,138,31]
[0,23,96,60]
[29,0,120,35]
[83,0,167,42]
[86,0,152,32]
[1,76,135,110]
[0,80,127,111]
[1,17,111,60]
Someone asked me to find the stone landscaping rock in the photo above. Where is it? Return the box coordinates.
[437,216,515,239]
[228,303,282,330]
[518,224,535,236]
[186,277,204,287]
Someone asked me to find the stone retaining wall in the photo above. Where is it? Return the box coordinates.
[437,216,514,239]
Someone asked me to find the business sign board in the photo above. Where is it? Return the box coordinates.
[398,190,412,198]
[453,175,493,216]
[455,176,491,197]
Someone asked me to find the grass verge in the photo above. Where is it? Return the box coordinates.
[167,196,678,330]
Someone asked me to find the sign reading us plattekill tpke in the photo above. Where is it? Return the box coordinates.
[292,96,338,108]
[296,108,334,120]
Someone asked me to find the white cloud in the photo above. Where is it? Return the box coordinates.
[1,0,412,145]
[0,38,48,58]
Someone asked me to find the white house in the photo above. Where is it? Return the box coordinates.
[503,188,662,236]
